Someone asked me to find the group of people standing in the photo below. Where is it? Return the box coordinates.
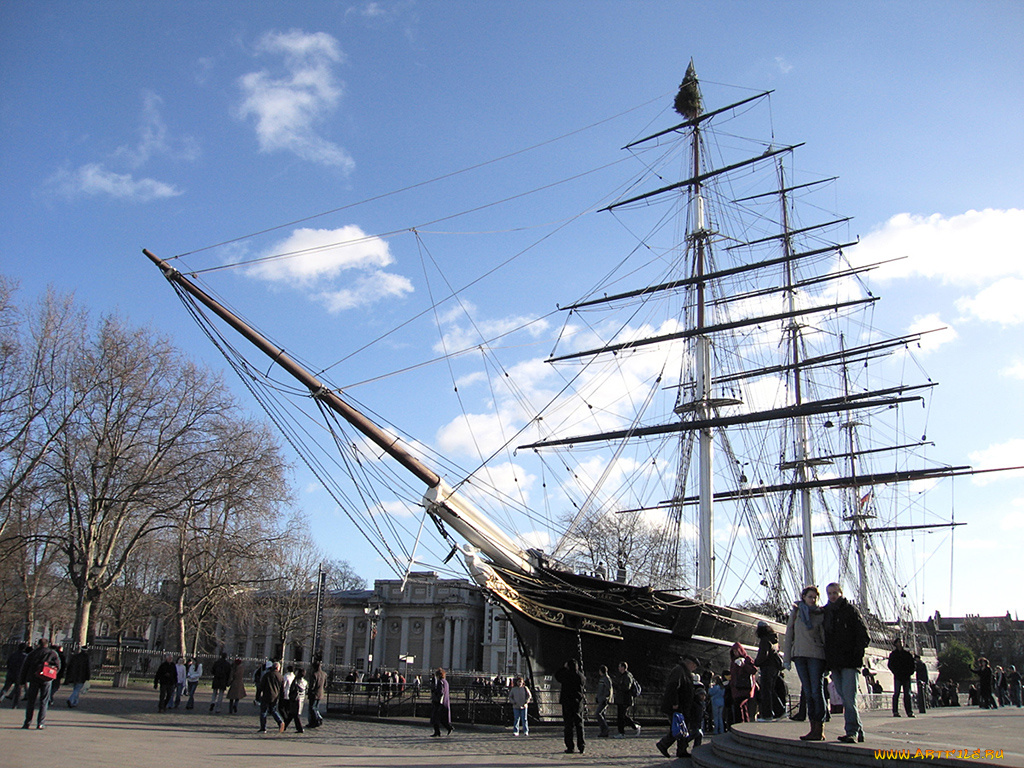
[971,657,1023,709]
[152,654,326,732]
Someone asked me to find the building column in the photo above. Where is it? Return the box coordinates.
[453,617,465,671]
[343,614,354,669]
[442,616,453,671]
[422,616,432,672]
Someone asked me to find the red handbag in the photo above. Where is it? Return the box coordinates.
[39,662,58,681]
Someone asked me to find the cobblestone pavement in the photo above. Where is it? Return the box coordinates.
[6,683,1024,768]
[3,683,669,768]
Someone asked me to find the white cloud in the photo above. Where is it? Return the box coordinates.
[238,29,353,169]
[968,439,1024,485]
[851,209,1024,286]
[907,313,957,354]
[850,209,1024,326]
[516,530,552,551]
[45,93,190,202]
[1002,359,1024,380]
[47,163,182,202]
[113,91,199,168]
[247,226,413,312]
[956,278,1024,326]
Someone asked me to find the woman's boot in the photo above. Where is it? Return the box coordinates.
[799,720,824,741]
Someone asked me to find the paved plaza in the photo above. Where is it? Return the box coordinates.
[4,682,1023,767]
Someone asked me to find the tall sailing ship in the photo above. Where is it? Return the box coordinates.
[144,64,971,714]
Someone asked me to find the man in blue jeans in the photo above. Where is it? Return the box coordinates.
[21,638,62,729]
[823,583,871,743]
[256,661,285,733]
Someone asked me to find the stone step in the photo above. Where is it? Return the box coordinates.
[690,723,1008,768]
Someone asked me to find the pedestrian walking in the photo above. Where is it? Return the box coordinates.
[429,667,452,737]
[2,642,29,708]
[887,638,916,717]
[20,638,61,730]
[709,675,726,734]
[154,654,177,713]
[256,661,285,733]
[655,653,699,759]
[507,675,532,736]
[171,656,186,709]
[823,582,870,743]
[307,660,327,728]
[612,661,641,737]
[281,667,306,733]
[185,657,202,709]
[594,664,612,737]
[554,658,586,754]
[227,658,247,714]
[209,652,231,713]
[65,645,92,708]
[785,585,827,741]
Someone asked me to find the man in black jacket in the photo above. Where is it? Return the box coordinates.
[554,659,586,754]
[209,652,232,712]
[153,654,177,712]
[888,637,916,718]
[824,582,871,742]
[65,645,91,707]
[656,654,699,758]
[21,638,61,729]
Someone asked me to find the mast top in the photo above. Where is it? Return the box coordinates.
[674,60,702,119]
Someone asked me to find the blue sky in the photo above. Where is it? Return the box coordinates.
[2,1,1022,619]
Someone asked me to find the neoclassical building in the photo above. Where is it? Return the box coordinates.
[220,571,488,676]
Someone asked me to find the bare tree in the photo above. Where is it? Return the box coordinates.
[0,282,87,539]
[558,508,688,591]
[49,316,240,645]
[164,417,291,656]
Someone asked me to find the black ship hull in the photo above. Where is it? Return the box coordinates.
[480,563,775,719]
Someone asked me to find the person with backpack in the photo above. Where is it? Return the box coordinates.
[612,661,641,738]
[21,638,61,729]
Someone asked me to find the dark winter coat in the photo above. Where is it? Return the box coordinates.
[65,650,92,685]
[258,667,284,704]
[754,631,783,672]
[554,665,586,708]
[154,660,177,688]
[887,647,915,681]
[308,666,328,700]
[211,656,232,690]
[21,646,61,685]
[822,597,871,670]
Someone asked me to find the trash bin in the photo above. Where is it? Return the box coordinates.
[113,670,131,687]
